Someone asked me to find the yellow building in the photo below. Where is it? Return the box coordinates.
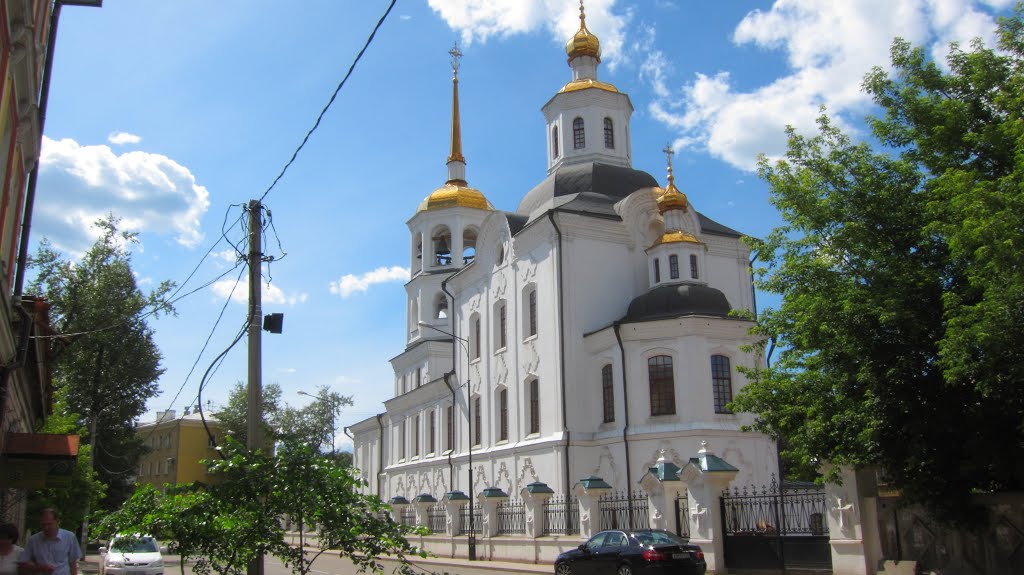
[135,410,222,489]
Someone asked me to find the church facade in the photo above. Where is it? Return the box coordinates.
[349,5,778,514]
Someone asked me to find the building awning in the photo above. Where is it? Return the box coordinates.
[0,433,80,488]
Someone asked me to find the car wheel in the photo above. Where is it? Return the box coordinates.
[617,564,633,575]
[555,562,573,575]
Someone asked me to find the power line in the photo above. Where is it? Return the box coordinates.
[258,0,397,202]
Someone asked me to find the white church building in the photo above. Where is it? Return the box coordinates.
[349,2,779,537]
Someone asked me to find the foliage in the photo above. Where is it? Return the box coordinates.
[734,7,1024,523]
[95,439,424,575]
[214,381,282,448]
[29,215,174,509]
[277,384,353,452]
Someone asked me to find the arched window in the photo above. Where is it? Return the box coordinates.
[413,414,420,457]
[409,300,419,336]
[690,254,699,279]
[602,364,614,423]
[446,404,454,451]
[523,285,538,339]
[463,227,478,265]
[529,379,540,434]
[434,293,448,319]
[414,367,421,388]
[473,396,482,446]
[429,410,436,454]
[604,117,614,148]
[432,226,452,266]
[654,258,661,283]
[712,355,733,413]
[495,300,508,349]
[573,117,585,149]
[398,420,407,461]
[498,388,509,441]
[552,126,559,159]
[471,313,482,359]
[669,254,680,279]
[648,355,676,416]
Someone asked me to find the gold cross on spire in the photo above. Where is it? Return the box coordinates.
[663,142,676,186]
[579,0,586,23]
[449,42,463,77]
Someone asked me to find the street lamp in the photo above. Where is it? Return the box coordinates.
[298,389,340,455]
[417,320,476,561]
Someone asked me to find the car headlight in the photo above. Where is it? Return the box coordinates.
[150,560,163,568]
[105,560,124,568]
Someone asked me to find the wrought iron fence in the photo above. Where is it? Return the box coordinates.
[542,494,579,535]
[674,492,690,538]
[400,507,417,527]
[459,505,482,534]
[599,489,650,531]
[428,503,447,533]
[496,498,526,535]
[721,477,829,536]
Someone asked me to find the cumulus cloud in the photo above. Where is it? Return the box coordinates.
[643,0,1008,171]
[37,136,210,254]
[329,266,409,298]
[108,132,141,145]
[211,274,309,306]
[427,0,631,68]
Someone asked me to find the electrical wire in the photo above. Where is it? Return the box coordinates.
[197,315,250,458]
[258,0,397,202]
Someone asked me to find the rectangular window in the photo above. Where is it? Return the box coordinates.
[499,303,507,349]
[473,397,482,446]
[473,318,481,359]
[528,290,537,337]
[712,355,734,414]
[499,389,509,441]
[415,368,421,388]
[669,255,680,279]
[648,355,677,416]
[690,254,699,279]
[602,364,615,423]
[413,415,420,457]
[446,405,455,450]
[529,380,540,435]
[429,411,436,453]
[604,117,615,149]
[654,258,661,283]
[399,421,407,460]
[573,117,585,149]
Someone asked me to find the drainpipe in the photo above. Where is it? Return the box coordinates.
[546,211,571,501]
[375,413,384,499]
[613,322,632,492]
[440,279,458,492]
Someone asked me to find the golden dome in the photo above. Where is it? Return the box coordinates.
[418,182,493,212]
[657,184,689,213]
[559,78,619,94]
[566,1,601,62]
[651,230,702,247]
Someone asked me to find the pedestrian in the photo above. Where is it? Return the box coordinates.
[17,509,81,575]
[0,523,21,575]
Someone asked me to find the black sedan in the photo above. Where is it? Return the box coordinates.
[554,529,706,575]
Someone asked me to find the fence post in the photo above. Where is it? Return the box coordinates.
[521,482,554,538]
[573,476,612,538]
[640,450,685,531]
[678,441,738,574]
[413,493,438,527]
[479,486,508,537]
[443,490,469,536]
[825,465,882,575]
[388,495,411,524]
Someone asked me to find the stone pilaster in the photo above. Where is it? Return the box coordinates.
[521,482,555,538]
[573,476,612,538]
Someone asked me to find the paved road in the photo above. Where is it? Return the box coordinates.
[84,553,550,575]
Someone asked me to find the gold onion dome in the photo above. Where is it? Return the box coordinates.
[566,1,601,62]
[657,184,689,213]
[652,229,701,247]
[420,183,493,212]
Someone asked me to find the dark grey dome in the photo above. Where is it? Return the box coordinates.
[623,283,732,323]
[517,161,659,217]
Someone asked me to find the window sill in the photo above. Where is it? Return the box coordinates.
[472,443,482,449]
[470,357,482,365]
[522,334,538,344]
[525,433,540,440]
[427,452,436,458]
[442,449,453,456]
[494,347,507,356]
[495,440,509,446]
[411,456,420,461]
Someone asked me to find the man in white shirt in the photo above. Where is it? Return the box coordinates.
[18,509,80,575]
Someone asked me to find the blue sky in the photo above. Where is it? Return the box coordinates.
[37,0,1014,451]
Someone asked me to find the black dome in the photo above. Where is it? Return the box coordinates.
[623,283,732,323]
[517,161,658,217]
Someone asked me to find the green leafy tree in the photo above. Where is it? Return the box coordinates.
[29,215,174,510]
[278,385,353,452]
[734,8,1024,523]
[95,439,424,575]
[214,381,283,448]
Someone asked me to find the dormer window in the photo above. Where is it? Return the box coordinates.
[552,126,559,159]
[604,117,614,149]
[573,117,585,149]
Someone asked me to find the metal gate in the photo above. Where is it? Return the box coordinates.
[720,477,832,572]
[599,489,650,531]
[674,491,690,538]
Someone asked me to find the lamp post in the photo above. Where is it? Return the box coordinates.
[417,320,476,560]
[298,389,340,455]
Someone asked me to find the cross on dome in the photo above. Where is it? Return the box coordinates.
[449,42,462,78]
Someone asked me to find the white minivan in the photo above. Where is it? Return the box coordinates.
[99,535,167,575]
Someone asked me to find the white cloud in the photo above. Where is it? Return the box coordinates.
[643,0,1008,171]
[211,274,308,306]
[108,132,141,145]
[329,266,408,298]
[427,0,631,68]
[38,136,210,253]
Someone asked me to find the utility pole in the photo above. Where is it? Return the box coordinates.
[246,199,263,575]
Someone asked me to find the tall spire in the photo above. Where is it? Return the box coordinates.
[446,42,466,185]
[657,142,689,213]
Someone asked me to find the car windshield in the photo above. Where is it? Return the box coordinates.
[111,537,158,553]
[634,530,687,546]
